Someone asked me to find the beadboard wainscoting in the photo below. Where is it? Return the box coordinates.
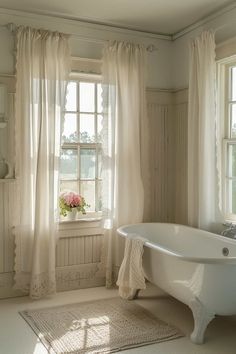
[173,89,188,225]
[146,91,175,222]
[0,75,21,298]
[0,181,23,299]
[0,204,105,298]
[146,88,188,224]
[56,221,105,292]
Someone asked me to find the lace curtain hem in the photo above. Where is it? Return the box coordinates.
[14,270,56,299]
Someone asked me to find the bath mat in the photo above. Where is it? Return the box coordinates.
[20,297,183,354]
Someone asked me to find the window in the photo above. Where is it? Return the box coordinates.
[221,61,236,219]
[60,79,103,217]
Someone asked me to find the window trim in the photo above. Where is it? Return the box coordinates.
[58,217,103,236]
[59,72,103,222]
[219,58,236,221]
[222,139,236,221]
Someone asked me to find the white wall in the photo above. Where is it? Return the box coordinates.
[0,28,14,74]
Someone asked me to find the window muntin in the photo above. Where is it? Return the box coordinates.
[223,62,236,219]
[60,80,103,216]
[225,141,236,215]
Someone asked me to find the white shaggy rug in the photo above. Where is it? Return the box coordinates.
[20,297,183,354]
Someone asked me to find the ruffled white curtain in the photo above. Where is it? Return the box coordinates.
[14,26,70,299]
[188,31,218,231]
[102,41,146,287]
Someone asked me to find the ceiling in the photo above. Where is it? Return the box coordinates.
[0,0,234,35]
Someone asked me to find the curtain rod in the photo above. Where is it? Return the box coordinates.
[0,22,158,52]
[1,22,16,32]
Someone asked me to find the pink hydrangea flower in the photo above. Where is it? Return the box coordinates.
[59,190,89,217]
[60,191,82,207]
[72,194,81,207]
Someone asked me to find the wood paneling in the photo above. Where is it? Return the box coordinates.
[174,101,188,224]
[146,91,175,222]
[0,181,16,274]
[148,103,172,221]
[55,220,104,292]
[56,234,103,268]
[146,89,188,223]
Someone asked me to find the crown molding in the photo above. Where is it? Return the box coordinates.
[0,2,236,43]
[172,1,236,41]
[0,7,172,41]
[17,7,173,40]
[216,35,236,49]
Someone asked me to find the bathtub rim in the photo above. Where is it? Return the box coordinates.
[117,222,236,265]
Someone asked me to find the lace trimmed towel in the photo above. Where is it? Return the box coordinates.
[117,234,147,300]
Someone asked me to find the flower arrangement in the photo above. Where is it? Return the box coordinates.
[59,191,89,217]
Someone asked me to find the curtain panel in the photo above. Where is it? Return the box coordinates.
[188,31,219,231]
[14,26,70,299]
[101,41,146,287]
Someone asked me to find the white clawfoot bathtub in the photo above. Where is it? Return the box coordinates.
[117,223,236,344]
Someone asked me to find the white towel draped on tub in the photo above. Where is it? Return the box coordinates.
[116,234,147,300]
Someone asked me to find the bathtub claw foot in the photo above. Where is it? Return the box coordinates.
[133,289,140,299]
[189,298,215,344]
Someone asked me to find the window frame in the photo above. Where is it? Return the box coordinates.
[60,72,103,221]
[219,57,236,221]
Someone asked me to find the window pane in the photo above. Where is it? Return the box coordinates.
[80,82,95,112]
[98,149,102,179]
[230,104,236,138]
[60,180,78,193]
[97,84,103,113]
[62,114,78,143]
[80,181,95,211]
[80,149,96,179]
[65,82,77,111]
[80,114,95,142]
[60,149,77,179]
[228,144,236,177]
[97,114,103,142]
[97,180,102,211]
[231,67,236,101]
[227,179,236,214]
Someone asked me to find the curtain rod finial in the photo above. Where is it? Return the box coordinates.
[6,23,16,32]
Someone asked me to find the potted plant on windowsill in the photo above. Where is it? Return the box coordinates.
[59,191,89,220]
